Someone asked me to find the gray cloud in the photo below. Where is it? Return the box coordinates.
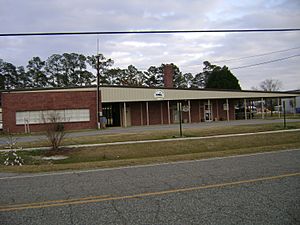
[0,0,299,90]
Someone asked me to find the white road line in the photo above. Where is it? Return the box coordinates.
[0,148,299,180]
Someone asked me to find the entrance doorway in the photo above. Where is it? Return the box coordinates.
[204,103,213,122]
[102,103,121,127]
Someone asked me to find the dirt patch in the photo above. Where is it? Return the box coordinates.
[42,156,69,160]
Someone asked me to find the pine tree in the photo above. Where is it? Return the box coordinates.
[27,57,47,87]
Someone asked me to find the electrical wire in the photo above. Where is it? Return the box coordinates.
[0,28,300,37]
[212,46,300,63]
[230,54,300,70]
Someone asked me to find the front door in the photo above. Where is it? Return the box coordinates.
[204,104,213,122]
[102,103,121,127]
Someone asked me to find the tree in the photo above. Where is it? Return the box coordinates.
[77,70,95,86]
[104,68,123,85]
[0,75,4,90]
[119,65,147,86]
[45,54,64,87]
[1,57,47,89]
[0,59,6,89]
[16,66,31,88]
[27,57,47,87]
[61,53,95,86]
[0,59,30,89]
[204,61,241,90]
[144,65,164,87]
[45,53,95,87]
[1,61,18,89]
[42,112,66,151]
[258,79,283,116]
[259,79,282,92]
[191,61,212,88]
[191,72,207,88]
[172,64,187,88]
[182,73,193,88]
[87,54,114,85]
[144,63,190,88]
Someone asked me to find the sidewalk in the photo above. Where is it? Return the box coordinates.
[1,128,300,153]
[1,119,300,145]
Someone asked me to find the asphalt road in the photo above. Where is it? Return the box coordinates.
[0,149,300,225]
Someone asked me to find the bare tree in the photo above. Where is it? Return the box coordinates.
[42,112,66,151]
[259,79,283,116]
[259,79,282,92]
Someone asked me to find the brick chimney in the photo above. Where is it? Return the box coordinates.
[163,64,174,88]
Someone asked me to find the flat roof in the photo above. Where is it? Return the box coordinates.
[1,85,299,102]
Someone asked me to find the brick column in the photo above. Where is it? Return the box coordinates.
[163,64,174,88]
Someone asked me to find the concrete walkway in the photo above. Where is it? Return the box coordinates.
[1,127,300,153]
[1,118,300,146]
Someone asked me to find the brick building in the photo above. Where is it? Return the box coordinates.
[0,65,298,133]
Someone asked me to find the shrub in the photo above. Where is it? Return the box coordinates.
[43,113,66,151]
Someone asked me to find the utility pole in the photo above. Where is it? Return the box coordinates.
[96,54,101,129]
[283,100,286,129]
[178,102,183,137]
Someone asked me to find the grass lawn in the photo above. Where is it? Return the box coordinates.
[1,121,300,150]
[0,128,299,173]
[253,113,300,120]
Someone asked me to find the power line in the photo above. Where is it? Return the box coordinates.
[1,28,300,37]
[230,54,300,70]
[212,46,300,63]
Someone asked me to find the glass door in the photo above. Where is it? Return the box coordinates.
[204,103,213,122]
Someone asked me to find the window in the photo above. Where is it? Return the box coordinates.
[16,111,30,125]
[16,109,90,125]
[30,111,42,124]
[65,109,90,122]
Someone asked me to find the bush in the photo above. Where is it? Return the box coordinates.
[43,113,66,151]
[4,150,24,166]
[3,133,24,166]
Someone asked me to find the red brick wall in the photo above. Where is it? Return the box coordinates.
[130,102,143,126]
[124,99,236,125]
[161,102,169,124]
[190,99,235,122]
[190,100,200,123]
[211,99,235,121]
[149,101,162,125]
[215,99,226,121]
[126,101,169,126]
[141,102,147,125]
[211,100,217,121]
[163,65,174,88]
[2,91,98,133]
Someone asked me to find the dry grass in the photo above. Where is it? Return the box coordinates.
[58,131,300,163]
[2,122,300,150]
[62,122,300,145]
[0,130,299,173]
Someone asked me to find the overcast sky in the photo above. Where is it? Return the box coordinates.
[1,0,300,90]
